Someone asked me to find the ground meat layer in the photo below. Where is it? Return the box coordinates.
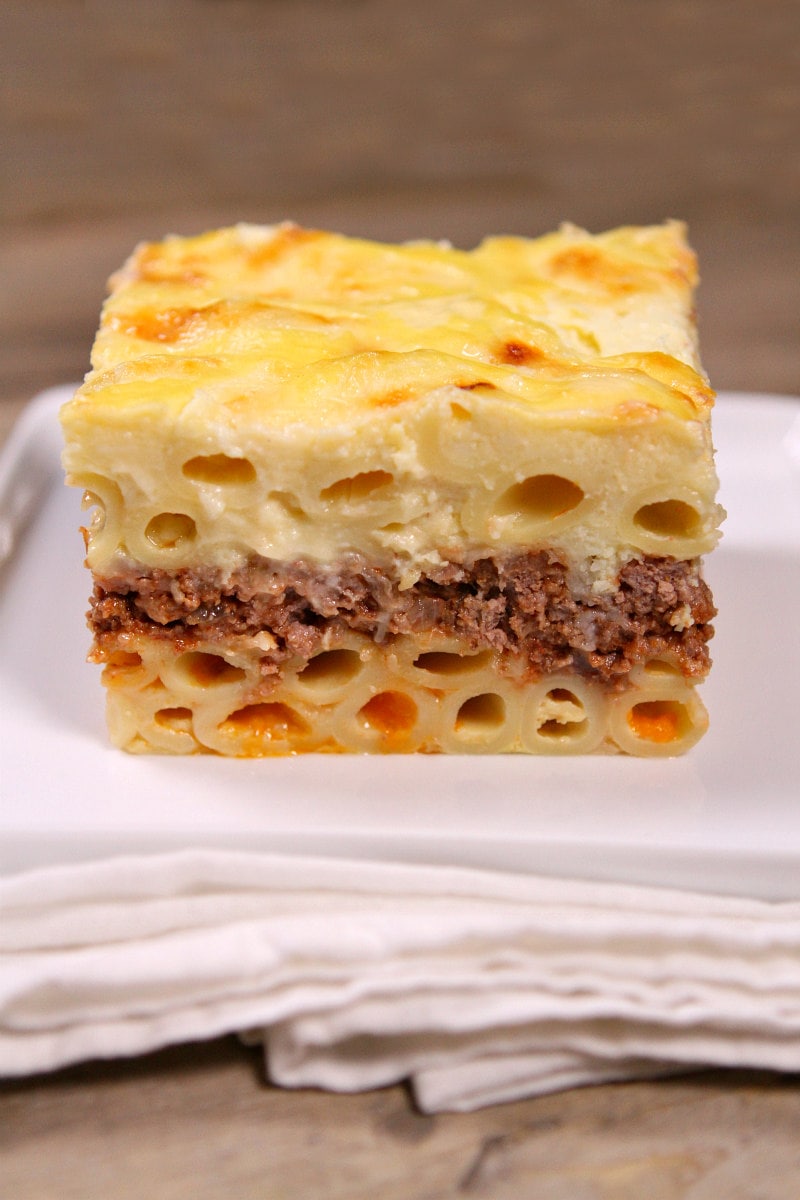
[89,551,715,687]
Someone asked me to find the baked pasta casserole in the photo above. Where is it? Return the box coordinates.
[60,221,723,756]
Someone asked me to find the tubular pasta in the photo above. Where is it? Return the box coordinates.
[75,473,125,566]
[608,678,709,757]
[391,635,501,688]
[619,484,712,559]
[102,641,711,758]
[438,681,521,755]
[332,679,438,754]
[282,636,381,705]
[520,675,607,755]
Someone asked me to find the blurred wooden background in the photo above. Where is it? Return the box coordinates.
[2,3,800,1197]
[1,0,798,415]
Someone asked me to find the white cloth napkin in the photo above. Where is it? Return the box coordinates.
[2,849,799,1112]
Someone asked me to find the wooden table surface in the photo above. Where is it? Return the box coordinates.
[2,2,799,1195]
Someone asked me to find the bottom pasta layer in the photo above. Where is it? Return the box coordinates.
[88,550,715,756]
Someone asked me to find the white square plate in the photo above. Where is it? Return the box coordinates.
[2,388,799,898]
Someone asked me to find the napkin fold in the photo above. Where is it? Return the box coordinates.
[2,849,799,1112]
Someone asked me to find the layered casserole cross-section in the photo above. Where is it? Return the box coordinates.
[60,221,723,756]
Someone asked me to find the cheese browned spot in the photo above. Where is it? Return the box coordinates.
[497,340,546,366]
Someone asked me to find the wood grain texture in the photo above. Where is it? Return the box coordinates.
[2,2,799,1194]
[1,0,798,399]
[3,0,797,228]
[3,1041,800,1200]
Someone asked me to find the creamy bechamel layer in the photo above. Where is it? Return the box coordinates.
[61,221,723,592]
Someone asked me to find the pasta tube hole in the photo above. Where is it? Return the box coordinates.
[413,650,492,676]
[155,706,193,732]
[145,512,197,548]
[627,700,691,744]
[298,649,363,688]
[358,691,417,736]
[496,475,584,522]
[81,490,106,532]
[321,470,394,503]
[177,651,247,687]
[455,693,506,736]
[101,649,145,687]
[536,687,587,739]
[269,491,308,521]
[105,650,143,669]
[182,454,256,485]
[643,659,681,677]
[633,499,700,539]
[221,702,309,740]
[538,719,586,738]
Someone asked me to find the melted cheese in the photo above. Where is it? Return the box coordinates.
[77,220,712,424]
[61,222,722,584]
